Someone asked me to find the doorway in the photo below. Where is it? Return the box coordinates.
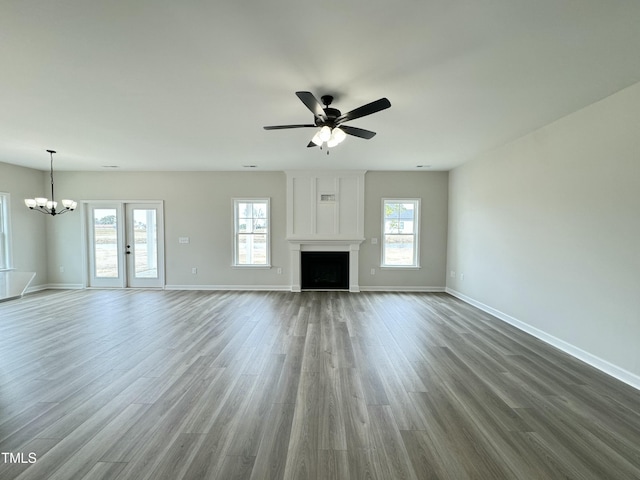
[86,202,165,288]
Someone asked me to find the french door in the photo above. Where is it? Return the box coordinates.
[86,202,164,288]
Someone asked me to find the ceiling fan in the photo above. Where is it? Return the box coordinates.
[263,91,391,150]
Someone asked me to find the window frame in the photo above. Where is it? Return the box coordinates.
[0,192,13,271]
[232,198,271,268]
[381,198,421,269]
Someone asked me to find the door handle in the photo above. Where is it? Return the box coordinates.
[126,244,131,255]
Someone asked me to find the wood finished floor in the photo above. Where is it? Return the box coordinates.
[1,290,639,480]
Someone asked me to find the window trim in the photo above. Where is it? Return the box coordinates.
[381,197,421,269]
[232,197,271,268]
[0,192,13,271]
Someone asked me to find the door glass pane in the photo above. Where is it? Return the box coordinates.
[133,209,158,278]
[94,209,118,278]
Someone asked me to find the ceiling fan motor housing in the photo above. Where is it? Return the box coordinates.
[318,95,341,126]
[316,107,341,126]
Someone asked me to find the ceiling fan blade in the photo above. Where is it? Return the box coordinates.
[296,91,327,122]
[340,125,377,140]
[335,97,391,124]
[263,124,315,130]
[307,141,318,148]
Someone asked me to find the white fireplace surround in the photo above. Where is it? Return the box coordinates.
[286,171,366,292]
[289,240,363,292]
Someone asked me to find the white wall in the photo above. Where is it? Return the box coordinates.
[0,164,449,292]
[45,171,290,289]
[361,171,448,290]
[0,161,49,287]
[447,81,640,383]
[35,169,449,291]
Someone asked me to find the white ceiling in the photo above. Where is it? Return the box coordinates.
[2,0,640,172]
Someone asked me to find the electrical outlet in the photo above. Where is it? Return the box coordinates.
[192,267,197,274]
[179,237,190,244]
[460,273,464,281]
[277,267,282,274]
[370,268,376,275]
[450,270,456,278]
[371,237,378,244]
[59,266,64,273]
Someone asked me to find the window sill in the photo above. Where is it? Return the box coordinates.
[380,265,421,270]
[232,264,272,269]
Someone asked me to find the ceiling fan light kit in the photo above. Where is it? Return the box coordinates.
[326,127,346,148]
[311,125,332,146]
[264,91,391,152]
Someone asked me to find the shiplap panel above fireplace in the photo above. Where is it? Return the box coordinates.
[285,170,365,241]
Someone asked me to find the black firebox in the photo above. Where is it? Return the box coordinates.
[301,252,349,290]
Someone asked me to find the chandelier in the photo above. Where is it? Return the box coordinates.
[24,150,77,216]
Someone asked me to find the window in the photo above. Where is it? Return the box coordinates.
[233,198,270,266]
[382,198,420,267]
[0,193,11,270]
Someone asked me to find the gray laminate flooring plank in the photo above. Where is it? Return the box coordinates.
[81,461,128,480]
[318,367,347,451]
[316,449,350,480]
[226,354,287,457]
[282,371,320,480]
[339,366,374,452]
[248,402,296,480]
[367,404,419,480]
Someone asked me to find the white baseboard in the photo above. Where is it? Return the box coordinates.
[360,286,446,292]
[25,283,446,294]
[165,285,446,293]
[164,284,291,292]
[445,288,640,391]
[26,283,84,293]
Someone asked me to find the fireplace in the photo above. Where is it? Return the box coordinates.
[286,171,366,292]
[301,252,349,290]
